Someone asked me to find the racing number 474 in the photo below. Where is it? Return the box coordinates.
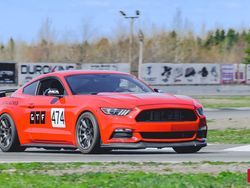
[51,108,65,128]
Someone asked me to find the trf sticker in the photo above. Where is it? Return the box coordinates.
[51,108,65,128]
[30,112,35,124]
[30,111,46,124]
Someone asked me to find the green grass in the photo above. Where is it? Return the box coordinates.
[0,161,249,171]
[0,171,248,188]
[208,129,250,144]
[0,162,105,171]
[0,162,248,187]
[195,95,250,108]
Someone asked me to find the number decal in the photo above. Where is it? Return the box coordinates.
[51,108,65,128]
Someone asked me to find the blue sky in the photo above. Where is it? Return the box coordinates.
[0,0,249,43]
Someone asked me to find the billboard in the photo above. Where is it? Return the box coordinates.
[233,64,246,84]
[140,63,220,85]
[221,64,234,84]
[81,63,130,73]
[246,64,250,84]
[221,64,246,84]
[0,62,16,84]
[18,63,77,85]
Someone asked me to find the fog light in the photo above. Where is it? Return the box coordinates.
[114,128,132,133]
[111,128,133,139]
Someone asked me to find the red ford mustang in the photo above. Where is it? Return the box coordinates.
[0,71,207,154]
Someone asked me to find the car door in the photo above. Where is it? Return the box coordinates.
[26,77,73,145]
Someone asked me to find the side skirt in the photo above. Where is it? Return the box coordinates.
[21,143,77,149]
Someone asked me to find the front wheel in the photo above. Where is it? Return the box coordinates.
[76,112,101,154]
[0,113,25,152]
[173,146,202,153]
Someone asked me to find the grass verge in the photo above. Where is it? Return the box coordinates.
[0,171,248,188]
[208,129,250,144]
[195,95,250,108]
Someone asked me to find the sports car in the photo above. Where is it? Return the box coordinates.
[0,70,207,154]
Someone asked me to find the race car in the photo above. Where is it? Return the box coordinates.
[0,70,207,154]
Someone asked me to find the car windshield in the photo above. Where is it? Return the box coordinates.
[65,73,153,95]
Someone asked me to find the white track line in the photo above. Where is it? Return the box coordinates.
[224,145,250,152]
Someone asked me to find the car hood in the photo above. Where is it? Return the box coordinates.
[81,92,200,108]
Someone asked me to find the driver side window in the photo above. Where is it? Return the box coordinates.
[37,78,66,96]
[119,79,143,93]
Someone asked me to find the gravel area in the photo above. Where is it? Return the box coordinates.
[208,117,250,130]
[3,163,248,175]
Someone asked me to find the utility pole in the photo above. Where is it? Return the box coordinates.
[120,10,140,76]
[138,30,144,79]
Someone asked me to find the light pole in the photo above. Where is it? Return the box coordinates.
[138,29,144,79]
[120,10,140,76]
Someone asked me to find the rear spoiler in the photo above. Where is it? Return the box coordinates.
[0,89,17,98]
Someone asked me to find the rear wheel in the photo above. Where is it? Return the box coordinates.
[173,146,202,153]
[76,112,100,154]
[0,113,25,152]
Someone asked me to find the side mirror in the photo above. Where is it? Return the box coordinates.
[153,88,163,93]
[44,88,61,97]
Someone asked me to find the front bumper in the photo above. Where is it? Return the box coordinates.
[97,104,207,146]
[101,140,207,149]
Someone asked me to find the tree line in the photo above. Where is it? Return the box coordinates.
[1,27,250,64]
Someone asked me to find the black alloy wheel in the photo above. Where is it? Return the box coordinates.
[76,112,100,154]
[0,113,25,152]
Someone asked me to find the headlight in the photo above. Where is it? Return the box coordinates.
[196,107,204,116]
[101,108,131,116]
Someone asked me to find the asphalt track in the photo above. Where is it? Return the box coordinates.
[0,109,249,163]
[0,144,249,163]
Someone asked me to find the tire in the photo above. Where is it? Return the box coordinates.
[173,146,202,153]
[0,113,25,152]
[76,112,101,154]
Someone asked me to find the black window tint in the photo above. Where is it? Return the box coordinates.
[37,78,66,96]
[65,74,153,95]
[23,81,38,95]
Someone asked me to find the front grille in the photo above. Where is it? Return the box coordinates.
[136,109,197,122]
[140,131,195,139]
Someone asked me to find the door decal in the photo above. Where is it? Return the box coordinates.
[30,111,46,124]
[51,108,65,128]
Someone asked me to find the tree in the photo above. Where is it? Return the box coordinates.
[225,28,237,49]
[38,18,55,44]
[242,32,250,64]
[7,37,15,60]
[172,9,183,35]
[214,29,225,45]
[204,31,215,48]
[0,44,4,53]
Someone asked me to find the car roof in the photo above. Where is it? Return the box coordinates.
[20,70,133,90]
[38,70,131,78]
